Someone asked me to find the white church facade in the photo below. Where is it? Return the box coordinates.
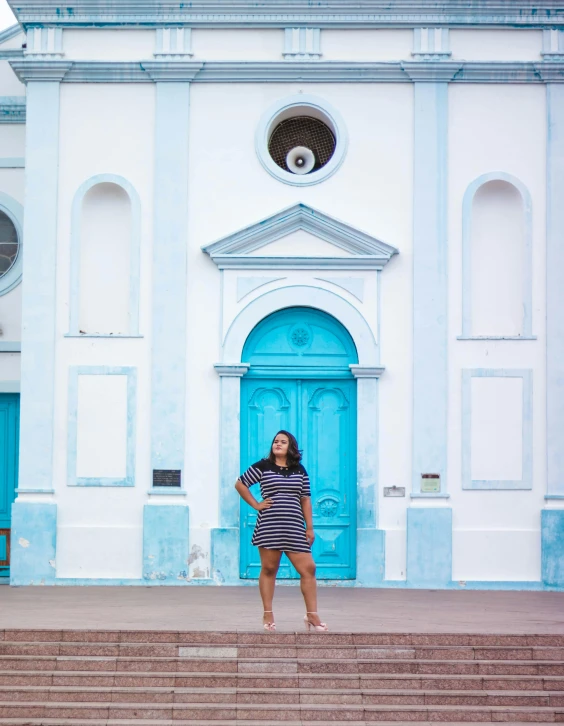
[0,0,563,589]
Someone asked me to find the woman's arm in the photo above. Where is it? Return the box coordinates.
[301,497,315,545]
[234,479,273,511]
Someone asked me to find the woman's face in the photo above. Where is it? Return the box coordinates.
[272,434,289,458]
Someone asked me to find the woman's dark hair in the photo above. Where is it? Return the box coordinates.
[267,430,302,468]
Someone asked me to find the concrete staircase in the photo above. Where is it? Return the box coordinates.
[0,629,563,724]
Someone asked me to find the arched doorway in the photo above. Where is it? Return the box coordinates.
[239,307,358,580]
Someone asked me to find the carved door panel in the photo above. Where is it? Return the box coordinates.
[0,394,19,576]
[239,380,298,579]
[240,379,356,580]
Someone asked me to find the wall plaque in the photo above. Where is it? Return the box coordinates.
[421,473,440,493]
[153,469,181,488]
[384,486,405,497]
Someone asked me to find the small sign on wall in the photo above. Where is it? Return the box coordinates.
[153,470,181,488]
[421,473,440,493]
[384,486,405,497]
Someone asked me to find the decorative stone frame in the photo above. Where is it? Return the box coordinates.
[255,93,348,187]
[0,192,23,297]
[203,203,398,586]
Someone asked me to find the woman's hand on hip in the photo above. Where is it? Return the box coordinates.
[255,498,273,511]
[305,528,315,546]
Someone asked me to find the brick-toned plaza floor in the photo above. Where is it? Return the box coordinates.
[0,586,563,633]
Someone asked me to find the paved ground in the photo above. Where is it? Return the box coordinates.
[0,586,563,633]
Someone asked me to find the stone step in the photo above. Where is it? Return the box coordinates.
[1,655,563,676]
[2,641,563,662]
[0,721,556,726]
[0,700,563,721]
[2,630,564,647]
[0,685,563,706]
[1,669,563,690]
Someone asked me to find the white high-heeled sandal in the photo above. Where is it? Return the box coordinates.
[304,612,328,632]
[263,611,276,632]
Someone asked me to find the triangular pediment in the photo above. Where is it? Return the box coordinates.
[202,203,398,270]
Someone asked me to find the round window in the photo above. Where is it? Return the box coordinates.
[0,210,19,279]
[268,116,336,175]
[256,94,348,186]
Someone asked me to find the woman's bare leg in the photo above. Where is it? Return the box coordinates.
[286,551,322,626]
[258,547,282,625]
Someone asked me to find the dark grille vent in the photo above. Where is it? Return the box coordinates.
[268,116,336,173]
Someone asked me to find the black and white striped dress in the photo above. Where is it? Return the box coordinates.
[240,459,312,553]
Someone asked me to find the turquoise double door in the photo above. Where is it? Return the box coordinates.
[0,394,19,576]
[239,307,358,580]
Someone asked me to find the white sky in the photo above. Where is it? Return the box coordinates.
[0,0,17,32]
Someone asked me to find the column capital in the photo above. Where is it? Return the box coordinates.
[10,60,72,83]
[142,61,204,82]
[214,364,250,378]
[349,365,385,379]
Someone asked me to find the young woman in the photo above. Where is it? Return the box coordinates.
[235,430,328,632]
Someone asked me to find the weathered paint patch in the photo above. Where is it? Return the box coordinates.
[542,509,564,587]
[142,504,189,581]
[10,502,57,585]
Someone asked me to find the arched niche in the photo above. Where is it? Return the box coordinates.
[69,174,141,336]
[461,172,533,339]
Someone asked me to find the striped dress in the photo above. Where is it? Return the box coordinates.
[240,459,312,553]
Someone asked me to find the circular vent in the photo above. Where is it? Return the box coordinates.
[268,116,336,174]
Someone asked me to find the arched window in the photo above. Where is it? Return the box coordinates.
[461,173,533,339]
[0,193,23,297]
[69,175,141,336]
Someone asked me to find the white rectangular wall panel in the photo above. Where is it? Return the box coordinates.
[76,374,128,479]
[471,377,523,481]
[450,30,542,61]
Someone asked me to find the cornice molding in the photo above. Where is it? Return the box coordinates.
[0,97,26,124]
[203,202,399,271]
[10,59,72,82]
[9,58,564,84]
[0,24,23,45]
[8,1,564,29]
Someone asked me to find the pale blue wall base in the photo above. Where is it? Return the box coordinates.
[211,527,240,584]
[142,504,189,582]
[356,528,385,586]
[542,509,564,588]
[407,507,452,588]
[9,502,57,585]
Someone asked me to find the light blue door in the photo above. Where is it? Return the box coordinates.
[240,308,357,580]
[0,394,19,576]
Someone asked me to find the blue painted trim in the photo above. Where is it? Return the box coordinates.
[542,509,564,588]
[412,82,448,496]
[255,94,347,186]
[407,507,452,588]
[547,84,564,498]
[0,342,21,351]
[0,381,20,392]
[147,488,187,496]
[457,335,538,341]
[64,334,144,339]
[545,494,564,499]
[10,502,57,585]
[410,493,450,499]
[0,96,26,124]
[0,193,23,297]
[150,82,190,482]
[68,173,141,336]
[18,82,60,494]
[15,488,54,493]
[5,577,562,590]
[462,368,533,490]
[0,158,24,168]
[10,58,564,84]
[143,504,190,581]
[67,366,137,487]
[9,3,564,29]
[461,171,533,339]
